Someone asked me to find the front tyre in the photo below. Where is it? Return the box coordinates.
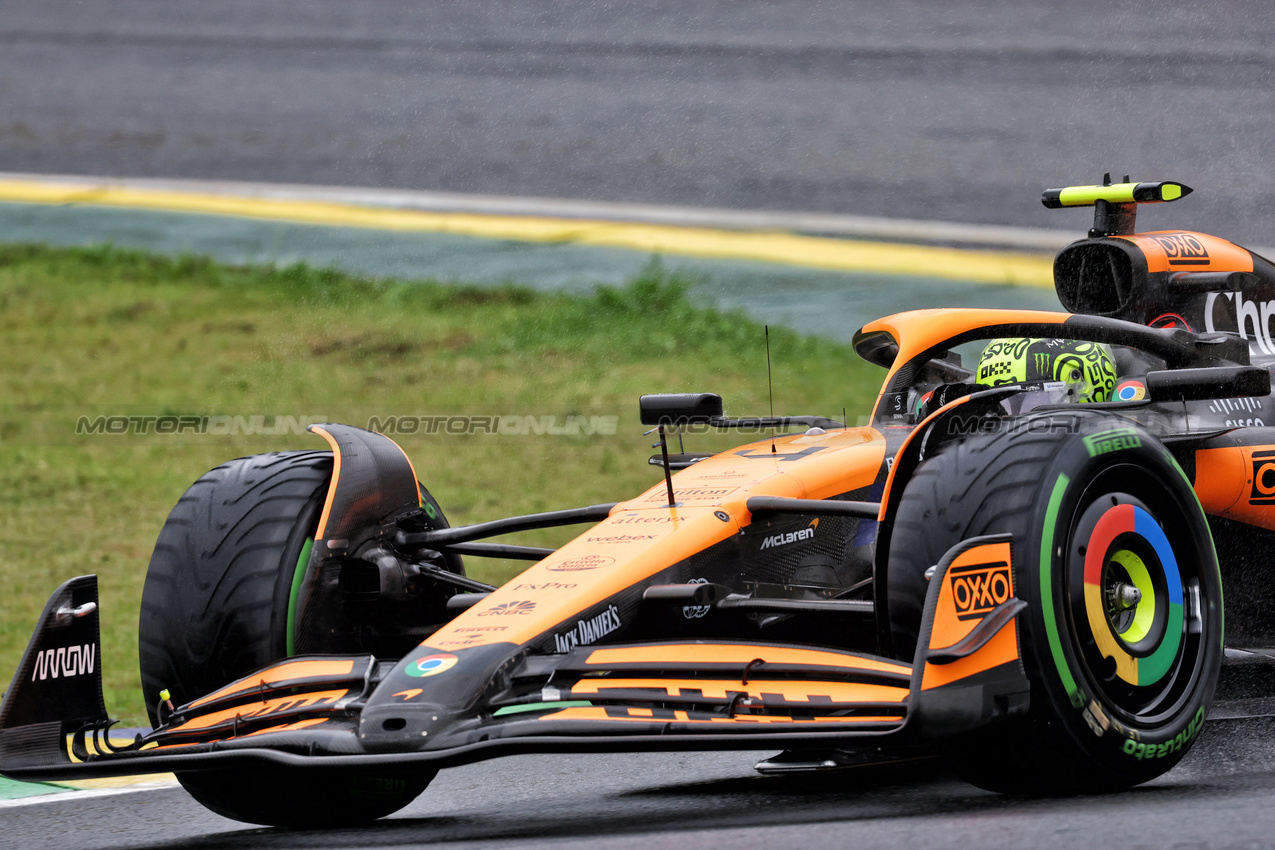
[887,411,1222,793]
[139,450,451,825]
[179,767,433,828]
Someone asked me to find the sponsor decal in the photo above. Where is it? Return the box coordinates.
[509,582,577,591]
[1083,698,1111,737]
[758,519,819,551]
[478,600,537,616]
[455,625,508,632]
[642,487,738,502]
[1152,233,1210,266]
[733,447,826,462]
[612,514,684,525]
[693,470,752,480]
[1115,380,1147,401]
[1205,291,1275,355]
[1250,450,1275,505]
[583,535,657,544]
[1083,426,1142,457]
[434,637,481,647]
[553,605,622,652]
[1210,397,1265,428]
[1120,707,1205,760]
[949,560,1012,621]
[394,688,424,701]
[405,653,459,678]
[546,554,616,572]
[31,643,96,681]
[682,578,712,619]
[1150,312,1193,332]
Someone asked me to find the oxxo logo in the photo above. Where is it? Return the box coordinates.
[949,561,1012,620]
[1153,233,1210,266]
[1251,450,1275,505]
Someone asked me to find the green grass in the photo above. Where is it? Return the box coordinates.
[0,243,885,725]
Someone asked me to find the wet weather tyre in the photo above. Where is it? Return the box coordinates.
[138,450,445,825]
[138,450,334,723]
[886,410,1222,793]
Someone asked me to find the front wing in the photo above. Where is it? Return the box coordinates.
[0,536,1028,781]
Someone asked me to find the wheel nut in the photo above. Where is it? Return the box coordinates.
[1111,582,1142,610]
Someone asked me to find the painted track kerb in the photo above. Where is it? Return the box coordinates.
[0,173,1056,287]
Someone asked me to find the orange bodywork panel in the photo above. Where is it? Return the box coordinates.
[859,309,1070,420]
[172,689,352,733]
[1195,445,1275,530]
[187,658,359,709]
[535,706,897,725]
[583,643,910,677]
[563,677,908,705]
[921,540,1020,690]
[1119,232,1255,274]
[425,427,888,651]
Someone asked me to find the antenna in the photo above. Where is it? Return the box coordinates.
[765,325,776,453]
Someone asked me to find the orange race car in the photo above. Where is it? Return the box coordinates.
[3,178,1272,825]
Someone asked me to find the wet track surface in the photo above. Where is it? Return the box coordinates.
[6,3,1275,847]
[6,717,1275,850]
[3,1,1275,245]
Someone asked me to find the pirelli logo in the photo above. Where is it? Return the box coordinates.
[949,560,1012,621]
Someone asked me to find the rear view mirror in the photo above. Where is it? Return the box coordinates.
[638,393,724,426]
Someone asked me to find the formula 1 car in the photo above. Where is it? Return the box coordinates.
[3,178,1273,825]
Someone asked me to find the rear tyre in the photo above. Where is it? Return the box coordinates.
[139,450,449,825]
[887,411,1221,793]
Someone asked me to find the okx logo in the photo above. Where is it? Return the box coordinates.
[1251,449,1275,505]
[949,561,1012,621]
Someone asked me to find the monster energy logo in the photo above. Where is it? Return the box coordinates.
[1034,352,1051,374]
[1083,426,1142,457]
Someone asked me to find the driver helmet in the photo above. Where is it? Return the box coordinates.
[976,338,1117,403]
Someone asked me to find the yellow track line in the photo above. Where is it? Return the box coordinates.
[0,178,1054,287]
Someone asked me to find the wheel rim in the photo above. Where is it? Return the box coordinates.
[1064,469,1205,725]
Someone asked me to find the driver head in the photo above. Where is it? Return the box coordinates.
[977,338,1117,403]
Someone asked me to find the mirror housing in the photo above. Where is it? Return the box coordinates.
[639,393,724,426]
[1145,366,1271,402]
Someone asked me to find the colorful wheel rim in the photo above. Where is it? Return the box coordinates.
[1082,503,1183,687]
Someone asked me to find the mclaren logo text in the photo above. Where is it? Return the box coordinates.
[759,523,817,550]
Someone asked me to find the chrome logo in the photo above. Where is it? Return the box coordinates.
[1115,379,1147,401]
[406,653,459,678]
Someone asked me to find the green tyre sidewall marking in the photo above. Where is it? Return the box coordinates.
[1028,424,1221,772]
[286,537,314,657]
